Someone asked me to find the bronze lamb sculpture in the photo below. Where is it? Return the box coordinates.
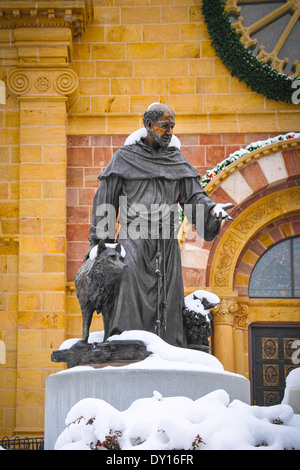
[75,240,127,343]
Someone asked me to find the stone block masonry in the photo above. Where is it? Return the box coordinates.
[68,0,299,135]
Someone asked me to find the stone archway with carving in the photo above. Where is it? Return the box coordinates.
[209,184,300,290]
[180,136,300,292]
[206,140,300,291]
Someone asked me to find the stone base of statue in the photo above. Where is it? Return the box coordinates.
[44,332,250,450]
[51,339,211,367]
[51,339,151,368]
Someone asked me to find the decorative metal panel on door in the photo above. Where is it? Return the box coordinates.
[251,325,300,405]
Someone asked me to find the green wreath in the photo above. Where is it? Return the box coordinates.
[201,0,298,103]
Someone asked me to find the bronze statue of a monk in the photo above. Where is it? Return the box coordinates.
[87,103,233,347]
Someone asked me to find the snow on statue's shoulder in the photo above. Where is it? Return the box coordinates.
[124,127,147,146]
[124,127,181,149]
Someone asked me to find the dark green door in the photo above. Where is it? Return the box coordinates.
[251,325,300,406]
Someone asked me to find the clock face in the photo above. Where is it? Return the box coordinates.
[226,0,300,77]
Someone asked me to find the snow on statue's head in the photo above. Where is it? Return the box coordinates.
[124,103,181,149]
[143,102,175,127]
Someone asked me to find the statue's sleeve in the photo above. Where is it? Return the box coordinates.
[179,177,221,242]
[88,175,123,246]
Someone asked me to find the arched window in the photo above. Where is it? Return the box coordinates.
[249,237,300,298]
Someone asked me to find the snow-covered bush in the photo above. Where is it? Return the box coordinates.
[55,389,300,450]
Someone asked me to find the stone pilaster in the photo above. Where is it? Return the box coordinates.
[233,301,249,377]
[211,294,249,376]
[211,295,239,373]
[7,27,78,437]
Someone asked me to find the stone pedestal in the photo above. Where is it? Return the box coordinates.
[44,366,250,450]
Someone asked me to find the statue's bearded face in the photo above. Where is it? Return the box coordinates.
[147,111,175,149]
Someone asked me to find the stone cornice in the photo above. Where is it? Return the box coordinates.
[0,1,93,37]
[66,110,300,136]
[0,234,19,243]
[9,27,75,68]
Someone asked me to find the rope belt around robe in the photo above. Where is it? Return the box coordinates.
[155,237,168,337]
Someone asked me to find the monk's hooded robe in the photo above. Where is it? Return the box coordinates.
[88,139,221,347]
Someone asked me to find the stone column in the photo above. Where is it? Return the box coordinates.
[211,296,239,372]
[233,302,249,378]
[7,28,78,437]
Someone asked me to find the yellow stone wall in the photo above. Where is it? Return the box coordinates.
[0,27,19,438]
[0,0,299,438]
[67,0,298,135]
[0,25,75,438]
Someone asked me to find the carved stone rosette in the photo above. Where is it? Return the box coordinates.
[8,68,79,107]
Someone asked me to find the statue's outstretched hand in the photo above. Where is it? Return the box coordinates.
[210,203,234,221]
